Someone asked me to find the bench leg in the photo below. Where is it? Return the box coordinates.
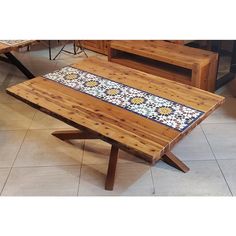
[105,145,119,191]
[52,130,99,140]
[162,151,190,173]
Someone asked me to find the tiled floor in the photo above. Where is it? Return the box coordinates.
[0,41,236,196]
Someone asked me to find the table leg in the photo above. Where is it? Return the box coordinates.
[162,151,189,173]
[53,130,189,188]
[52,129,119,190]
[4,52,34,79]
[48,40,52,60]
[105,145,119,191]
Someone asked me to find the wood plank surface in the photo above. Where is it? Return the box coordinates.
[110,40,216,69]
[0,40,36,54]
[109,40,218,91]
[6,57,224,163]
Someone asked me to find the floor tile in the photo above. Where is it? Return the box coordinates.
[0,61,17,78]
[151,160,231,196]
[218,159,236,195]
[20,55,57,76]
[0,168,11,193]
[55,49,102,68]
[14,129,84,167]
[0,130,27,167]
[30,110,73,130]
[2,76,26,89]
[0,100,36,130]
[83,139,145,165]
[0,63,26,91]
[27,41,53,59]
[1,41,235,197]
[202,123,236,160]
[79,162,154,196]
[216,77,236,97]
[0,91,18,104]
[1,166,81,196]
[202,97,236,124]
[172,126,214,161]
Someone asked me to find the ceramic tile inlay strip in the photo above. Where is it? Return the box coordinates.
[43,66,204,131]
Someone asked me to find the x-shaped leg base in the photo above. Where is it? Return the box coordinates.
[52,129,189,191]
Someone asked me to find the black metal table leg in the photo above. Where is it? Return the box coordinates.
[73,41,77,55]
[48,40,52,60]
[4,52,35,79]
[52,40,88,60]
[53,43,67,60]
[216,40,236,89]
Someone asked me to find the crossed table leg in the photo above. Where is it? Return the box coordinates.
[0,52,34,79]
[52,129,189,191]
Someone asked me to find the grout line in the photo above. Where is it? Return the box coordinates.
[149,165,156,196]
[200,126,233,196]
[27,127,76,131]
[77,140,85,196]
[0,111,37,195]
[28,109,37,129]
[202,122,236,125]
[7,164,82,169]
[0,128,29,196]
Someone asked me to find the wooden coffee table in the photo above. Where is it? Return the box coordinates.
[0,40,36,79]
[6,57,224,190]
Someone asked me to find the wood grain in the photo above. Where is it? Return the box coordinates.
[0,41,37,54]
[80,40,110,55]
[6,57,224,163]
[108,40,218,91]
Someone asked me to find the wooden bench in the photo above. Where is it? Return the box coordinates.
[108,40,218,92]
[7,57,224,190]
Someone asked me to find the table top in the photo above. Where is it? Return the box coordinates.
[110,40,217,69]
[7,57,224,162]
[0,40,36,54]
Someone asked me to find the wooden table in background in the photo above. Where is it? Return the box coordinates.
[7,57,224,190]
[0,40,36,79]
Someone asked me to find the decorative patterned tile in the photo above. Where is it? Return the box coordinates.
[43,66,204,132]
